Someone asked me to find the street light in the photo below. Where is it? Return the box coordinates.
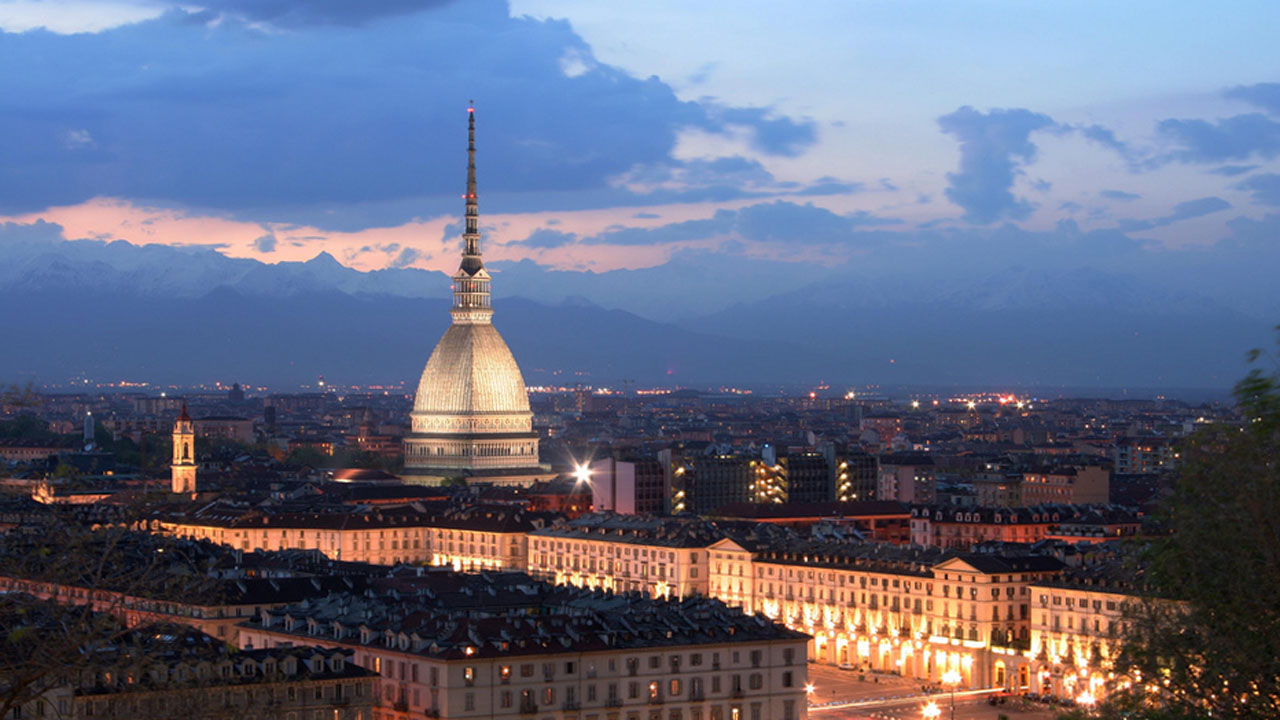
[942,669,962,720]
[1077,690,1096,713]
[921,701,941,719]
[573,462,592,485]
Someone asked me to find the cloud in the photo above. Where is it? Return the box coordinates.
[707,106,817,157]
[1117,196,1231,232]
[193,0,460,27]
[1209,164,1259,177]
[0,0,815,223]
[1100,189,1141,201]
[508,201,899,250]
[1157,113,1280,163]
[1224,82,1280,116]
[391,247,420,268]
[510,228,577,249]
[252,233,277,252]
[937,106,1056,223]
[1235,173,1280,206]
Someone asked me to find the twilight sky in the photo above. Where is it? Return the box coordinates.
[3,0,1280,312]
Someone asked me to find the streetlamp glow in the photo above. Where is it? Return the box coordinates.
[941,670,962,720]
[921,701,941,719]
[573,462,592,485]
[805,683,815,696]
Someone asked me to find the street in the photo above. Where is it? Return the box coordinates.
[803,664,1061,720]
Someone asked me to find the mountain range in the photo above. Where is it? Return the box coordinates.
[0,231,1271,390]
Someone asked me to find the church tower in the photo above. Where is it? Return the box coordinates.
[402,106,546,486]
[171,404,197,494]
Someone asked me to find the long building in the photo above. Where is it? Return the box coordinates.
[239,571,810,720]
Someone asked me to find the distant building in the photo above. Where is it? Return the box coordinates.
[589,456,666,514]
[66,624,374,720]
[171,404,197,495]
[195,415,254,444]
[876,453,936,504]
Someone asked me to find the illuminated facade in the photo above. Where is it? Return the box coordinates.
[1027,567,1135,702]
[402,107,545,486]
[170,403,197,494]
[707,547,1063,690]
[526,516,721,599]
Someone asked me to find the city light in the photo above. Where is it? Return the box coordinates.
[804,683,815,695]
[573,463,592,485]
[921,701,941,719]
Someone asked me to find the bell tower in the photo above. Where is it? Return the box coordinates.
[171,403,197,495]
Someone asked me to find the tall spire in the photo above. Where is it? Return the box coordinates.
[462,102,481,267]
[452,102,493,323]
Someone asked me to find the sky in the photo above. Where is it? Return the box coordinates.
[2,0,1280,312]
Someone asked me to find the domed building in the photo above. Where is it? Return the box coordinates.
[402,107,548,486]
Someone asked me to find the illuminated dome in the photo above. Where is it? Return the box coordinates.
[401,106,544,486]
[413,324,531,416]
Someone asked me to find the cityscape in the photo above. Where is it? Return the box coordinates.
[2,3,1278,720]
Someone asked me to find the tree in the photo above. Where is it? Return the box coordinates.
[0,520,217,718]
[1087,330,1280,719]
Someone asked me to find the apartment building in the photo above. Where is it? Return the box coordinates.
[239,572,810,720]
[526,515,722,599]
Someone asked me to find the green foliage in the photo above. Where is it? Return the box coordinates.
[0,413,55,441]
[1099,327,1280,720]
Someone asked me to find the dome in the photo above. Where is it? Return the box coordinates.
[413,323,531,416]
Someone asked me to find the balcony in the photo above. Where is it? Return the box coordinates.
[392,700,409,712]
[562,700,580,711]
[519,704,539,715]
[605,698,623,708]
[731,689,744,699]
[648,697,664,706]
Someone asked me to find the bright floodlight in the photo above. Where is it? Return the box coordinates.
[805,683,815,695]
[921,701,941,719]
[942,669,962,686]
[573,463,592,485]
[1077,691,1096,706]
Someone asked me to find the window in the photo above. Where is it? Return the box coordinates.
[464,667,475,686]
[782,672,793,688]
[500,665,511,684]
[500,692,512,708]
[465,693,475,711]
[669,679,681,695]
[544,688,555,705]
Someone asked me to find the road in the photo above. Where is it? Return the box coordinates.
[803,663,1061,720]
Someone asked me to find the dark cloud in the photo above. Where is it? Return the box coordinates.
[1224,82,1280,115]
[1117,196,1231,232]
[391,247,420,268]
[0,1,814,221]
[194,0,458,27]
[510,201,898,249]
[252,233,277,252]
[1100,189,1141,201]
[1157,113,1280,163]
[937,106,1056,223]
[1209,164,1258,177]
[1235,173,1280,206]
[708,106,817,157]
[509,228,577,249]
[1079,124,1133,158]
[794,179,862,196]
